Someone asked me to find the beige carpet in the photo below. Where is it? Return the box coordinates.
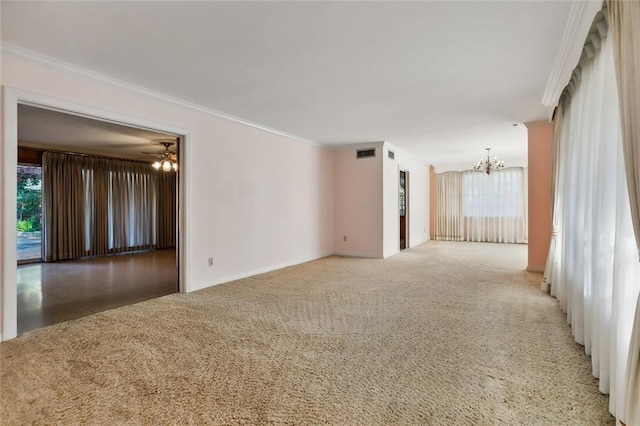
[1,241,613,424]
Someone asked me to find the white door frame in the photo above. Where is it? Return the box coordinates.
[2,87,190,341]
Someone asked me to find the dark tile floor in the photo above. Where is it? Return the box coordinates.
[17,249,178,335]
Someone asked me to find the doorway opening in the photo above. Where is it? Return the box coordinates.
[400,170,408,250]
[14,103,183,335]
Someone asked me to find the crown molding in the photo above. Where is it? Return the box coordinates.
[1,43,321,147]
[541,0,603,117]
[524,120,552,128]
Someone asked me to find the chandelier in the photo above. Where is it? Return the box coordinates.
[150,141,178,172]
[473,148,504,175]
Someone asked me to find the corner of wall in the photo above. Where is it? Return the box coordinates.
[429,165,436,240]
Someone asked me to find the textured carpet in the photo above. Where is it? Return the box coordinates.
[1,241,613,424]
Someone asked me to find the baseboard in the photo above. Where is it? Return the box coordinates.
[409,237,430,248]
[193,245,415,292]
[383,249,400,259]
[527,266,545,273]
[332,250,382,259]
[193,252,335,292]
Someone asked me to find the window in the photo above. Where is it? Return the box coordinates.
[463,168,525,218]
[16,165,42,261]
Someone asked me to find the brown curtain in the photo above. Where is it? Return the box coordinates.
[83,157,109,257]
[608,1,640,424]
[42,152,176,261]
[156,171,177,249]
[109,161,157,253]
[42,152,85,261]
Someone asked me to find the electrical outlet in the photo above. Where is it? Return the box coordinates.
[343,235,347,241]
[208,257,213,267]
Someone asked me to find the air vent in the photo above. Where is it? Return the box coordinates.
[388,150,395,160]
[356,148,376,159]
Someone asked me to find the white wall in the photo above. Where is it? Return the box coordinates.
[383,143,430,258]
[0,51,432,341]
[332,142,429,260]
[0,85,6,342]
[1,51,334,339]
[383,145,400,258]
[402,150,430,250]
[332,143,384,258]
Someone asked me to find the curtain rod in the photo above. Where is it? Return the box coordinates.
[29,146,153,165]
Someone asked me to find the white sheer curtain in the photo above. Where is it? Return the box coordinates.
[543,30,640,422]
[463,167,527,243]
[607,1,640,423]
[434,168,527,243]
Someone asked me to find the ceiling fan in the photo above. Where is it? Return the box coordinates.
[142,139,178,172]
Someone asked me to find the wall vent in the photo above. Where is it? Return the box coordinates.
[388,150,395,160]
[356,148,376,159]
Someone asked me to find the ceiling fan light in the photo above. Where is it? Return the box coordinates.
[148,139,178,172]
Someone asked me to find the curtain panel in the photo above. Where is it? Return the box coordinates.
[156,171,177,249]
[42,152,177,262]
[434,171,464,241]
[541,106,564,294]
[607,1,640,423]
[542,16,640,422]
[434,167,528,244]
[108,161,158,253]
[42,153,86,262]
[82,156,110,257]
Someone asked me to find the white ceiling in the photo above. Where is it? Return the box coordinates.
[17,105,177,160]
[2,1,576,169]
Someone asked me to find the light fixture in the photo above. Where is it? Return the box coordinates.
[473,148,504,175]
[149,141,177,172]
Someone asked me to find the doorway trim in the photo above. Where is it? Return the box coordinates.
[2,87,190,341]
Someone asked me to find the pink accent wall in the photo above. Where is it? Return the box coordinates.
[526,120,553,272]
[333,144,384,258]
